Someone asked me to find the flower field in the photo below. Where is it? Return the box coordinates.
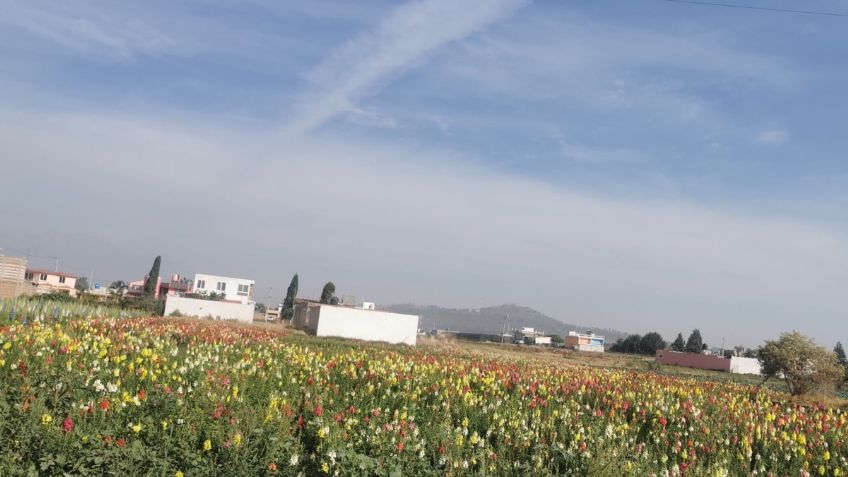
[1,316,847,476]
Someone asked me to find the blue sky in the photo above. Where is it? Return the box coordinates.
[1,0,847,347]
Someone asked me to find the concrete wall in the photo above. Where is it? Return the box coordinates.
[193,273,254,304]
[164,295,254,323]
[313,305,419,346]
[656,350,731,372]
[729,356,762,375]
[0,256,30,299]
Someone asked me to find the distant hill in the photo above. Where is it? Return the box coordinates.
[383,303,628,342]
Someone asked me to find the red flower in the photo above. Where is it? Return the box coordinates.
[137,389,146,400]
[314,405,323,417]
[62,417,74,433]
[116,438,126,448]
[99,399,110,411]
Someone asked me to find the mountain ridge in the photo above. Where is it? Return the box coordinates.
[383,303,628,342]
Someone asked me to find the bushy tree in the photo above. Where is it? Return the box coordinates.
[639,332,666,355]
[686,329,703,354]
[320,282,336,305]
[75,277,89,293]
[109,281,127,304]
[282,274,298,320]
[143,256,161,298]
[759,332,844,396]
[549,334,563,345]
[255,303,267,314]
[671,333,686,352]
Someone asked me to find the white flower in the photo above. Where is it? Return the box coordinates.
[289,454,299,466]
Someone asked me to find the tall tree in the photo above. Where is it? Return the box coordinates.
[143,255,161,298]
[685,329,703,354]
[282,273,298,320]
[320,282,336,305]
[671,333,686,352]
[835,342,847,366]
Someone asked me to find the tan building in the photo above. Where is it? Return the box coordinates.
[25,269,78,297]
[1,255,34,298]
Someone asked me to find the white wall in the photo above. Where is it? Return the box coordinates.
[164,295,254,323]
[314,306,419,346]
[193,273,254,304]
[729,356,762,375]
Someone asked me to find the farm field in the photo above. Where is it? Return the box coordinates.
[1,316,847,476]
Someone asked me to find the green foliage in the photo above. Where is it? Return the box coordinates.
[130,297,166,317]
[549,334,563,344]
[685,329,703,354]
[670,333,686,352]
[759,331,844,396]
[282,274,298,320]
[319,282,336,305]
[143,256,161,298]
[254,303,267,314]
[36,292,75,303]
[75,277,89,293]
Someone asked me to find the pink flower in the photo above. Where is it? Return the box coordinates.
[63,417,74,433]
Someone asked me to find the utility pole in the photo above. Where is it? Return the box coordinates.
[54,256,59,272]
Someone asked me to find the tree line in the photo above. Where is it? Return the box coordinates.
[609,329,708,356]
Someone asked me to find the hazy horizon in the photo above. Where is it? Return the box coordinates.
[2,0,848,349]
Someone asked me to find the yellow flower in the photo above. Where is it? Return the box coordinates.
[41,413,53,426]
[234,432,242,447]
[203,439,212,452]
[131,423,142,433]
[175,472,184,477]
[162,420,168,431]
[321,462,329,473]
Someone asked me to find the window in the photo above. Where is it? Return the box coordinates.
[217,282,226,292]
[196,279,205,289]
[237,284,249,296]
[25,272,33,280]
[59,276,66,284]
[40,273,47,281]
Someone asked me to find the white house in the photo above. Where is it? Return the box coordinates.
[293,302,419,346]
[192,273,254,304]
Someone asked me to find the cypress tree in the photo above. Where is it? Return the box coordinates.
[671,333,686,351]
[143,256,161,298]
[282,273,298,320]
[686,329,703,354]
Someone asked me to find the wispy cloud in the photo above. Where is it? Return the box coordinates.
[756,129,788,145]
[0,2,176,61]
[284,0,529,135]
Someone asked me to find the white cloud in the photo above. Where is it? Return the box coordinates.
[756,129,788,145]
[285,0,530,135]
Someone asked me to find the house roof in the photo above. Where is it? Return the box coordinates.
[26,269,78,279]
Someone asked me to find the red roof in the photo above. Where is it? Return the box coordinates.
[26,269,78,279]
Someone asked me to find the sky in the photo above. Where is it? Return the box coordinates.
[1,0,847,347]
